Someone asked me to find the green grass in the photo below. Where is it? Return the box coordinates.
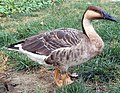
[0,0,120,92]
[0,0,62,16]
[54,79,92,93]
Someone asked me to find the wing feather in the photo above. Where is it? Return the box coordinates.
[21,28,85,56]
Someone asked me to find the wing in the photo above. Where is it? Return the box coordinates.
[21,28,85,56]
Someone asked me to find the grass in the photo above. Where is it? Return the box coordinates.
[0,0,120,92]
[0,0,62,16]
[54,79,93,93]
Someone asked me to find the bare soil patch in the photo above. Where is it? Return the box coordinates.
[0,68,56,93]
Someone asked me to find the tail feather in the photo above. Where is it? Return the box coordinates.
[7,41,24,50]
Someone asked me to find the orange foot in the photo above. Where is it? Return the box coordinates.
[54,68,73,87]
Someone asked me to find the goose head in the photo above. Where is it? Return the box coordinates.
[83,6,118,22]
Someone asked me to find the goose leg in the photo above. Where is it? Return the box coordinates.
[54,68,73,87]
[54,68,63,87]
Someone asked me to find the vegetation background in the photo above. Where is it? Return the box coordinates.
[0,0,120,93]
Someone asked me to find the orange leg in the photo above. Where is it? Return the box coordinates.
[54,68,63,87]
[54,68,73,87]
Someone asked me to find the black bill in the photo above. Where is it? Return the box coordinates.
[102,10,118,22]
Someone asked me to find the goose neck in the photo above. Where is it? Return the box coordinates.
[82,17,104,52]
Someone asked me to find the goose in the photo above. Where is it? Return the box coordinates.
[7,6,118,87]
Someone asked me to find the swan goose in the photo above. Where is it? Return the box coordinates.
[7,6,118,87]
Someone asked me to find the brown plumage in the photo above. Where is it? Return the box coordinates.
[7,6,118,87]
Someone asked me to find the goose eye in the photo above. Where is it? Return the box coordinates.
[94,10,98,12]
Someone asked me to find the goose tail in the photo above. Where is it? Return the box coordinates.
[7,41,24,51]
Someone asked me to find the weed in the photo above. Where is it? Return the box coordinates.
[0,0,63,16]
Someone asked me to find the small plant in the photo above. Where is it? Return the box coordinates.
[0,0,17,16]
[0,0,62,16]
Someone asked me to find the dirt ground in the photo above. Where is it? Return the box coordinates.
[0,68,56,93]
[0,51,58,93]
